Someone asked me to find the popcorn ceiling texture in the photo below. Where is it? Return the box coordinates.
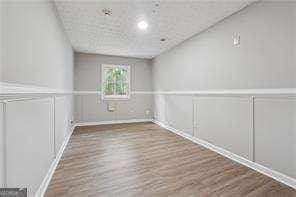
[55,0,254,59]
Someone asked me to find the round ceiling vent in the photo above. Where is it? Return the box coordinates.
[102,9,112,16]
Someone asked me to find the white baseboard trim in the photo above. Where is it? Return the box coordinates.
[152,119,296,189]
[35,126,75,197]
[75,119,153,127]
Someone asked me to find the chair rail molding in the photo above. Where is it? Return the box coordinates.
[1,82,296,98]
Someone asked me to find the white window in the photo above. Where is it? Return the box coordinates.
[101,64,130,100]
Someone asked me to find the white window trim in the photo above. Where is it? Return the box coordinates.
[101,64,131,100]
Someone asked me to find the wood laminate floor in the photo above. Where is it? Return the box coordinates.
[45,122,296,197]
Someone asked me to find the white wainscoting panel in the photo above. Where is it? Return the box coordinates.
[153,94,167,124]
[254,98,296,179]
[6,98,55,197]
[165,95,194,136]
[116,95,153,120]
[82,95,116,122]
[75,95,153,123]
[0,103,4,187]
[74,95,83,122]
[54,96,72,155]
[196,97,253,160]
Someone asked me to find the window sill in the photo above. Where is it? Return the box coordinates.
[101,96,130,101]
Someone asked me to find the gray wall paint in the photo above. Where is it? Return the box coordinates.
[74,53,153,122]
[0,1,3,82]
[1,0,73,90]
[152,1,296,91]
[74,53,152,91]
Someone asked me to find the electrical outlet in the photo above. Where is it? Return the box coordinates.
[146,110,150,115]
[107,103,116,112]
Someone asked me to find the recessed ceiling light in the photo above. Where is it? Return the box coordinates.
[160,38,166,42]
[137,21,148,30]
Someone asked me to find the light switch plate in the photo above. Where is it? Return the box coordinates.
[234,36,240,46]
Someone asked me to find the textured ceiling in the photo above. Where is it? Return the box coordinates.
[55,0,255,59]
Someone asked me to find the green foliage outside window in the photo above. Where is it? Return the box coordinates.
[104,68,128,96]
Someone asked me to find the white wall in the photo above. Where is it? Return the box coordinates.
[74,53,153,123]
[152,1,296,182]
[0,103,4,187]
[75,53,152,92]
[1,1,74,196]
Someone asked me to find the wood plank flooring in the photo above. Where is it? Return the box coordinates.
[45,122,296,197]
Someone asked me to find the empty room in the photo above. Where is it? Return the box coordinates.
[1,0,296,196]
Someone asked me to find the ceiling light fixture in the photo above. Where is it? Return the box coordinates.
[137,21,148,30]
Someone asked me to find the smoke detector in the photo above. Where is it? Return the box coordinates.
[102,9,112,16]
